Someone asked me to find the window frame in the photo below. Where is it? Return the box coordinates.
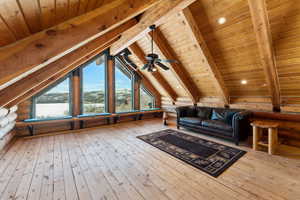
[31,74,73,119]
[114,57,135,113]
[79,51,108,115]
[140,84,156,110]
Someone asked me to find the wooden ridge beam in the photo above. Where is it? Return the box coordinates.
[129,42,178,102]
[248,0,281,111]
[110,0,196,55]
[0,0,161,90]
[149,28,200,104]
[0,20,136,108]
[181,8,230,106]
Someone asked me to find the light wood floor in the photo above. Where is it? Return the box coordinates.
[0,119,300,200]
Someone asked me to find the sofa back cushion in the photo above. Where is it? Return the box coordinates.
[196,107,212,119]
[186,107,197,117]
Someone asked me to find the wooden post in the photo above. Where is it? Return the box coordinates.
[134,76,141,111]
[268,128,278,155]
[107,55,115,114]
[72,69,81,129]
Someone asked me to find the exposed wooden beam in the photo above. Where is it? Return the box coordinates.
[129,42,178,102]
[5,39,117,109]
[181,8,230,106]
[248,0,281,111]
[110,0,196,55]
[149,28,200,104]
[0,0,160,90]
[0,20,135,108]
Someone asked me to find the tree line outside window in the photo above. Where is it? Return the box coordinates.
[31,52,156,119]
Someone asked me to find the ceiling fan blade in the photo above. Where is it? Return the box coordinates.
[155,62,169,70]
[156,58,178,63]
[142,63,150,70]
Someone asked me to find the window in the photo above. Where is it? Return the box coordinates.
[140,86,155,110]
[81,55,106,114]
[32,77,71,119]
[115,60,133,112]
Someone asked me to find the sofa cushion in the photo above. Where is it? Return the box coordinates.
[196,107,211,119]
[211,109,226,121]
[180,117,202,125]
[201,120,233,132]
[186,107,197,117]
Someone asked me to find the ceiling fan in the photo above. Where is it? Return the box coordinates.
[142,25,177,72]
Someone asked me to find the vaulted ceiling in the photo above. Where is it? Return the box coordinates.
[0,0,300,113]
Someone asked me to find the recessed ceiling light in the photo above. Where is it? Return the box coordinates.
[241,80,247,85]
[152,68,157,72]
[218,17,226,24]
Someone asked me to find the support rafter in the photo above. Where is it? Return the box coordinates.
[248,0,281,111]
[181,8,230,106]
[148,28,200,104]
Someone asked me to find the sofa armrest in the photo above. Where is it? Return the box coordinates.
[232,111,252,142]
[175,106,188,118]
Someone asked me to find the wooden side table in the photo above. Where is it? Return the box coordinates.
[251,120,279,155]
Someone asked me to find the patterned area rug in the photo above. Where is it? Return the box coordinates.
[137,129,246,177]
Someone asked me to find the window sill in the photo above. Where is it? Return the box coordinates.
[24,116,73,123]
[77,113,111,118]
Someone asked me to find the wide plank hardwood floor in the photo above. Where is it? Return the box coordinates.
[0,118,300,200]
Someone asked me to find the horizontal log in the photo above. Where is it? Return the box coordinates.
[253,111,300,122]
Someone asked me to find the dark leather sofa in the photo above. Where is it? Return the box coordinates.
[175,106,252,145]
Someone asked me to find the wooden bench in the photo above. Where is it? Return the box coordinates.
[16,109,163,136]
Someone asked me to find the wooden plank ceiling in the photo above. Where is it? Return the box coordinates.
[1,0,300,112]
[0,0,110,47]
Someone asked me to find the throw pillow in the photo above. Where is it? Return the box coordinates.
[211,109,226,121]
